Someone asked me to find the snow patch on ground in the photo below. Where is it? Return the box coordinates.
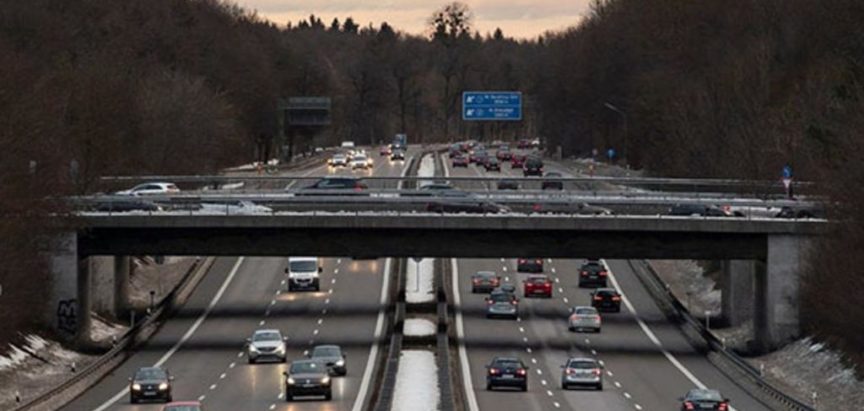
[648,260,721,315]
[753,337,864,410]
[406,258,435,304]
[90,316,128,343]
[391,350,440,411]
[417,154,435,186]
[403,319,436,337]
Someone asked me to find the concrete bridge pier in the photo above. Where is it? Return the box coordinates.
[76,257,92,347]
[113,256,131,321]
[720,260,754,327]
[754,235,813,352]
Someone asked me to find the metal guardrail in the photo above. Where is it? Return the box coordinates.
[627,260,816,411]
[13,257,213,411]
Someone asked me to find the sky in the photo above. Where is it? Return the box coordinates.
[238,0,594,39]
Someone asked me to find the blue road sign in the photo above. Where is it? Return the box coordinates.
[607,148,616,160]
[782,165,793,179]
[463,91,522,121]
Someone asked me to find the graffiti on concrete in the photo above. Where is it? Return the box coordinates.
[57,299,78,334]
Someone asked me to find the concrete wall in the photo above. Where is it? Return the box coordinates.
[47,232,79,342]
[721,260,755,327]
[755,235,813,352]
[88,256,114,318]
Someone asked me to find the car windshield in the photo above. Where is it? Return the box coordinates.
[333,155,345,159]
[253,331,280,342]
[493,359,522,368]
[490,293,512,303]
[575,308,597,315]
[476,272,496,279]
[583,263,603,271]
[164,406,200,411]
[134,368,166,380]
[354,155,367,161]
[289,260,317,272]
[527,159,543,167]
[596,289,618,296]
[312,346,341,357]
[567,360,597,369]
[290,361,323,374]
[688,390,723,401]
[528,277,548,284]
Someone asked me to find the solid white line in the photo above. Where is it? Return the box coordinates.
[602,259,738,411]
[452,258,481,411]
[93,257,245,411]
[351,257,392,411]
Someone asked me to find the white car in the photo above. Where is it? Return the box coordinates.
[246,329,287,364]
[568,306,601,333]
[115,182,180,196]
[341,141,355,148]
[351,154,373,170]
[328,154,348,167]
[286,257,321,291]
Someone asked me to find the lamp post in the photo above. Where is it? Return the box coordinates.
[604,102,628,166]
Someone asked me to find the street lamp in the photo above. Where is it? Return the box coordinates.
[604,102,628,166]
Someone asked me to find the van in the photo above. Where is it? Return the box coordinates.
[341,141,355,148]
[285,257,322,291]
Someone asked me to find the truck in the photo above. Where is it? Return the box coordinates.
[392,134,407,150]
[285,257,322,291]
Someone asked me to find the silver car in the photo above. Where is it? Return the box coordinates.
[246,329,287,364]
[485,290,519,319]
[568,306,601,333]
[560,357,603,390]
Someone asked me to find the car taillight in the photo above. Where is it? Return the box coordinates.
[684,401,695,410]
[472,279,481,284]
[489,368,500,375]
[492,279,500,285]
[569,315,578,321]
[519,259,526,264]
[565,368,575,375]
[516,368,527,376]
[581,271,587,276]
[592,368,602,376]
[593,296,602,301]
[544,282,551,288]
[486,300,494,305]
[532,203,542,212]
[535,259,542,265]
[599,271,608,276]
[612,296,621,301]
[718,402,728,411]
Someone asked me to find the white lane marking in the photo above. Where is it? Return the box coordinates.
[584,338,591,344]
[554,277,560,283]
[322,308,328,315]
[277,392,284,399]
[551,267,557,274]
[607,371,613,377]
[523,337,529,343]
[541,379,547,386]
[635,404,643,410]
[317,318,323,325]
[546,390,554,397]
[198,394,206,401]
[519,327,525,333]
[237,352,243,358]
[451,259,481,411]
[615,381,622,388]
[591,349,597,355]
[270,299,276,306]
[536,369,543,375]
[558,287,564,293]
[502,266,508,272]
[92,257,245,411]
[269,404,276,410]
[325,298,330,304]
[554,402,561,408]
[209,384,217,390]
[563,297,569,304]
[229,362,236,369]
[526,347,533,354]
[500,258,505,262]
[337,258,342,264]
[351,257,393,411]
[505,276,510,282]
[313,329,319,335]
[531,358,538,364]
[219,373,226,380]
[601,259,739,411]
[624,392,632,399]
[259,320,265,326]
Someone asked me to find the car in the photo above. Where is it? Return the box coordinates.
[295,177,368,194]
[284,359,332,401]
[578,261,608,287]
[485,290,519,319]
[286,257,322,291]
[775,205,824,219]
[390,149,406,161]
[116,182,180,196]
[310,344,347,376]
[328,154,348,167]
[351,154,373,169]
[510,154,526,168]
[523,275,552,298]
[560,357,603,390]
[517,139,532,149]
[486,357,528,391]
[523,158,544,176]
[568,306,601,333]
[448,144,462,158]
[484,157,501,171]
[161,401,202,411]
[590,288,622,312]
[493,283,517,295]
[452,154,469,167]
[531,202,612,215]
[541,172,564,190]
[426,195,511,214]
[129,367,173,403]
[246,329,288,364]
[496,149,512,161]
[469,150,487,164]
[471,271,501,293]
[93,199,162,213]
[517,258,543,273]
[497,179,519,190]
[679,388,730,411]
[417,183,458,196]
[380,145,391,156]
[668,203,733,217]
[340,141,355,148]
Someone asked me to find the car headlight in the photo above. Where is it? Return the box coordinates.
[321,376,330,384]
[336,359,345,367]
[131,383,141,391]
[276,345,285,354]
[249,345,258,353]
[159,382,169,391]
[287,377,295,385]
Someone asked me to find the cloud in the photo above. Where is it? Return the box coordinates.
[237,0,592,38]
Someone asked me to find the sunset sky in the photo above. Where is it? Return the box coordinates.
[238,0,593,39]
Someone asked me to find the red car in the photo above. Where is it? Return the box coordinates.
[452,155,469,167]
[510,154,526,168]
[523,275,553,298]
[517,139,532,149]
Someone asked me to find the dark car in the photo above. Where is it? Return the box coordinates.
[679,388,730,411]
[493,283,517,295]
[390,149,406,161]
[496,149,512,161]
[471,271,501,293]
[590,288,622,313]
[452,154,469,167]
[510,154,527,168]
[484,157,501,171]
[517,258,543,273]
[129,367,173,404]
[485,290,519,319]
[497,179,519,190]
[578,261,608,288]
[523,158,544,176]
[93,199,162,213]
[310,344,347,376]
[517,139,532,149]
[668,203,732,217]
[775,205,824,219]
[523,275,552,298]
[296,177,368,194]
[560,357,603,390]
[448,144,462,158]
[541,172,564,190]
[284,360,332,401]
[469,150,488,164]
[486,357,528,391]
[426,195,510,214]
[531,202,612,215]
[415,183,458,196]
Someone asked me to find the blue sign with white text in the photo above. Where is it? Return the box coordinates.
[463,92,522,121]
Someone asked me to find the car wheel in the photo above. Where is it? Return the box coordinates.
[595,328,601,333]
[486,383,493,391]
[521,383,528,392]
[562,383,569,390]
[568,326,575,332]
[166,395,173,403]
[130,396,137,404]
[325,391,332,401]
[248,357,255,364]
[596,383,603,391]
[285,393,293,402]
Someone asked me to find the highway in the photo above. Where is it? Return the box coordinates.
[61,150,412,411]
[445,150,772,411]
